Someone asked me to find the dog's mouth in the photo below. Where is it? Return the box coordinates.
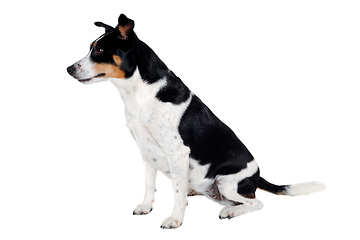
[79,73,106,82]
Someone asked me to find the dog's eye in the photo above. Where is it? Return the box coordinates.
[95,47,104,54]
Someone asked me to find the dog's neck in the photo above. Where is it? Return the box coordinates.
[110,38,168,102]
[110,68,166,117]
[110,68,140,100]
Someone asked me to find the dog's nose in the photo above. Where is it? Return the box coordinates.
[67,65,76,76]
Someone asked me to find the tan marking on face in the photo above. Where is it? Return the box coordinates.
[113,55,122,66]
[92,56,125,79]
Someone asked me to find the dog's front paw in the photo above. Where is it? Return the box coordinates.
[160,217,182,229]
[133,203,153,215]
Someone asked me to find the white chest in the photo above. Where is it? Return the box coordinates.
[110,70,211,190]
[111,70,178,176]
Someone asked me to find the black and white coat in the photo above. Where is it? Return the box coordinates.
[67,14,325,229]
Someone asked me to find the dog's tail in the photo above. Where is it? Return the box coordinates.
[258,177,326,196]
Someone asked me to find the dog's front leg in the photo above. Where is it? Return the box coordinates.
[160,147,190,229]
[133,158,157,215]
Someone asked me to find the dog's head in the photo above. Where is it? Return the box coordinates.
[67,14,137,84]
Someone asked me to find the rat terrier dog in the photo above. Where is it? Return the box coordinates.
[67,14,325,229]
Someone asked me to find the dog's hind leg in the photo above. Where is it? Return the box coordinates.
[216,160,264,219]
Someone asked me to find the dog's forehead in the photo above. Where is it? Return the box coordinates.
[93,32,121,49]
[92,34,107,45]
[90,34,105,49]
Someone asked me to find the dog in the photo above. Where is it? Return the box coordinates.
[67,13,325,229]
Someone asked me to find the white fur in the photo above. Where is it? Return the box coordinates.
[286,181,326,196]
[188,160,212,195]
[111,69,193,228]
[71,53,94,81]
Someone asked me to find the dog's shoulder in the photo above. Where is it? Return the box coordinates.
[155,70,191,105]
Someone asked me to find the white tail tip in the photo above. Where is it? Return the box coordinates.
[286,181,326,196]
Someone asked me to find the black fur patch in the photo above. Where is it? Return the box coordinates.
[179,95,254,179]
[237,169,260,197]
[257,177,287,195]
[156,71,190,104]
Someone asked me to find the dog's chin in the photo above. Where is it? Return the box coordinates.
[78,73,106,84]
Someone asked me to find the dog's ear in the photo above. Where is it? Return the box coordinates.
[117,14,134,40]
[94,22,115,34]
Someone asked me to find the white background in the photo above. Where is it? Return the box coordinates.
[1,0,359,239]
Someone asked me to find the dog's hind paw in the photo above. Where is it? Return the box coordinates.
[133,203,153,215]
